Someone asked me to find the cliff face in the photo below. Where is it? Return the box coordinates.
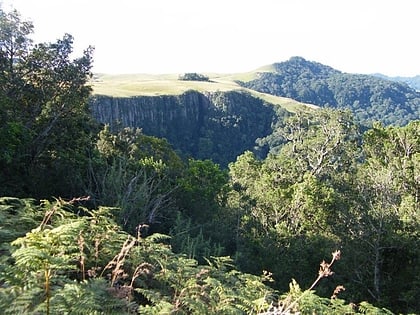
[90,90,277,166]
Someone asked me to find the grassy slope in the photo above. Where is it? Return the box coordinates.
[91,68,317,112]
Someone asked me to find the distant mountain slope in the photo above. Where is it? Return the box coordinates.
[238,57,420,125]
[372,73,420,91]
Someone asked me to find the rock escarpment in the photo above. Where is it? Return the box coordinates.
[90,90,278,166]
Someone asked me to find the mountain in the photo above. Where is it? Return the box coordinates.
[90,58,420,165]
[237,56,420,126]
[372,73,420,91]
[90,73,312,166]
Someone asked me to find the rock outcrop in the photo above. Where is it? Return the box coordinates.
[90,90,278,166]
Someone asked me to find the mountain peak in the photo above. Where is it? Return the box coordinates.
[272,56,340,78]
[239,56,420,126]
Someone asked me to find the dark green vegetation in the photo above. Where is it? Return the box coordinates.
[1,8,419,314]
[90,58,420,168]
[178,72,210,82]
[90,91,285,167]
[373,73,420,91]
[239,56,420,126]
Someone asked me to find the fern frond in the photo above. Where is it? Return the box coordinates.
[144,233,171,243]
[138,300,174,314]
[1,286,44,314]
[358,301,394,314]
[135,288,169,306]
[50,279,129,315]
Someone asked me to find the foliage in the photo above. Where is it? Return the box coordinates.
[172,159,238,259]
[86,125,183,234]
[0,199,388,315]
[1,6,419,314]
[0,197,43,279]
[178,72,210,82]
[175,159,228,220]
[344,120,420,309]
[240,56,420,126]
[0,8,98,198]
[169,212,224,262]
[228,110,419,313]
[0,198,275,314]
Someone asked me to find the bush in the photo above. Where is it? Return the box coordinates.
[178,72,210,82]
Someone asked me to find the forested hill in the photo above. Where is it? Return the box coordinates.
[239,56,420,125]
[373,73,420,91]
[1,8,419,314]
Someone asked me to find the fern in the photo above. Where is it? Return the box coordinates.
[0,197,42,259]
[50,279,129,315]
[0,285,44,314]
[144,232,171,243]
[0,197,275,314]
[137,300,174,314]
[358,301,394,315]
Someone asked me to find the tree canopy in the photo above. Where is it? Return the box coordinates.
[0,7,418,314]
[0,8,97,198]
[240,56,420,126]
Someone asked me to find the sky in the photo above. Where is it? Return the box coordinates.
[2,0,419,76]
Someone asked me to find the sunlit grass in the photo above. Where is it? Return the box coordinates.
[92,74,240,97]
[91,70,316,112]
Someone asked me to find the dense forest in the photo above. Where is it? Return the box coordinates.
[239,56,420,126]
[373,73,420,92]
[1,8,419,315]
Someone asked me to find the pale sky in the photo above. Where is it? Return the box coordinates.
[2,0,420,76]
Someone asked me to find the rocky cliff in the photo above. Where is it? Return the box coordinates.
[90,90,280,166]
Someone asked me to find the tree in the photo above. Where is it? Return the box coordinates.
[226,110,358,292]
[346,121,420,310]
[267,108,361,180]
[0,7,97,198]
[0,8,34,173]
[87,125,183,235]
[230,109,360,234]
[178,72,210,82]
[176,159,228,220]
[170,159,233,260]
[0,8,33,77]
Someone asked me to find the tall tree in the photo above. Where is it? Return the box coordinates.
[226,109,361,292]
[0,8,33,170]
[0,8,33,77]
[0,7,97,198]
[347,121,420,310]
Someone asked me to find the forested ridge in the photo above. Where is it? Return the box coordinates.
[0,8,419,315]
[373,73,420,92]
[239,56,420,126]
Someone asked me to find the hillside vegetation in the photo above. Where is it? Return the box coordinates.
[92,57,419,127]
[373,73,420,91]
[1,8,419,315]
[238,56,420,126]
